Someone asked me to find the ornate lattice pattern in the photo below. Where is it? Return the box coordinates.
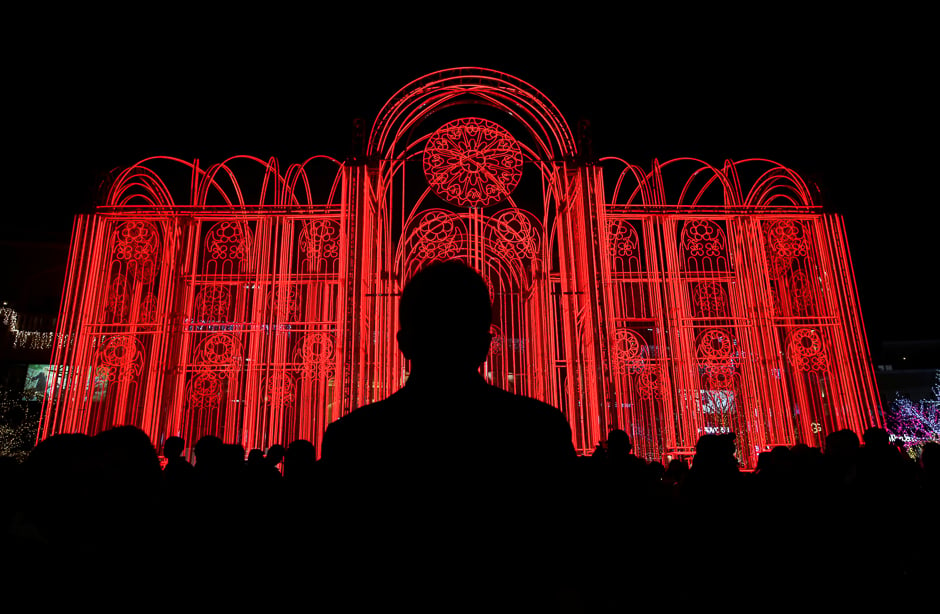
[423,118,523,208]
[787,328,829,372]
[264,373,295,410]
[111,221,160,283]
[764,220,809,279]
[491,210,538,260]
[413,211,462,261]
[95,335,143,382]
[205,222,250,264]
[697,329,738,391]
[608,220,639,258]
[269,284,301,321]
[692,281,728,317]
[193,333,243,372]
[194,285,231,322]
[294,332,335,378]
[680,220,729,272]
[299,220,340,272]
[612,328,645,375]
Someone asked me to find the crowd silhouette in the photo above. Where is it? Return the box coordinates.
[2,261,937,610]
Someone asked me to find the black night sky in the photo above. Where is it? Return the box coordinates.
[4,8,934,358]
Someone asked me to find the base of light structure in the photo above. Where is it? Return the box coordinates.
[39,68,882,467]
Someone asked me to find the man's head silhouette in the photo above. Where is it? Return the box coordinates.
[397,260,492,375]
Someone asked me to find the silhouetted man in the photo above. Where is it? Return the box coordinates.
[321,259,575,478]
[319,260,577,610]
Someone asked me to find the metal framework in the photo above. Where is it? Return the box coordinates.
[39,68,882,466]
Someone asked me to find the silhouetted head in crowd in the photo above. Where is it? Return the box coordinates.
[94,425,162,485]
[265,444,285,467]
[825,429,859,459]
[862,427,889,449]
[397,260,492,377]
[163,436,185,460]
[607,429,633,457]
[194,435,224,471]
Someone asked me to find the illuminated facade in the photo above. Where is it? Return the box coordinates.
[39,68,882,466]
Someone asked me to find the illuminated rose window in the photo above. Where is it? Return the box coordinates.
[423,117,523,208]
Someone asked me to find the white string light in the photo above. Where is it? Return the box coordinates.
[1,305,61,350]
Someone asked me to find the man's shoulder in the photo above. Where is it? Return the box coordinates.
[324,393,401,437]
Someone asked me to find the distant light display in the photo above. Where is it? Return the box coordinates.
[38,68,882,465]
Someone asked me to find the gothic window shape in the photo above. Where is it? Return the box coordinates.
[763,219,809,280]
[423,118,523,208]
[185,370,225,439]
[691,281,729,317]
[680,220,729,273]
[607,220,641,272]
[111,221,160,284]
[787,328,829,372]
[298,219,340,275]
[204,222,251,275]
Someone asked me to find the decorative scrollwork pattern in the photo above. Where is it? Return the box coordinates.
[111,221,160,283]
[187,370,223,412]
[692,281,727,317]
[96,335,143,382]
[264,372,295,410]
[697,329,738,390]
[423,118,523,208]
[193,333,243,372]
[608,220,639,258]
[638,365,664,400]
[682,220,725,258]
[787,328,829,372]
[413,211,462,261]
[491,210,538,260]
[299,219,340,272]
[269,284,301,321]
[205,222,250,263]
[612,328,646,375]
[764,220,808,279]
[195,285,231,322]
[294,332,335,378]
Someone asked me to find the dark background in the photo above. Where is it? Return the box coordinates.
[3,7,933,361]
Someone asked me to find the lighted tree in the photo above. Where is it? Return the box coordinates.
[0,385,38,461]
[886,370,940,452]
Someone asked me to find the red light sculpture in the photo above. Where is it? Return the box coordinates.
[39,68,882,466]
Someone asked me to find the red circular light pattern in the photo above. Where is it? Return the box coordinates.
[423,118,523,208]
[787,328,828,372]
